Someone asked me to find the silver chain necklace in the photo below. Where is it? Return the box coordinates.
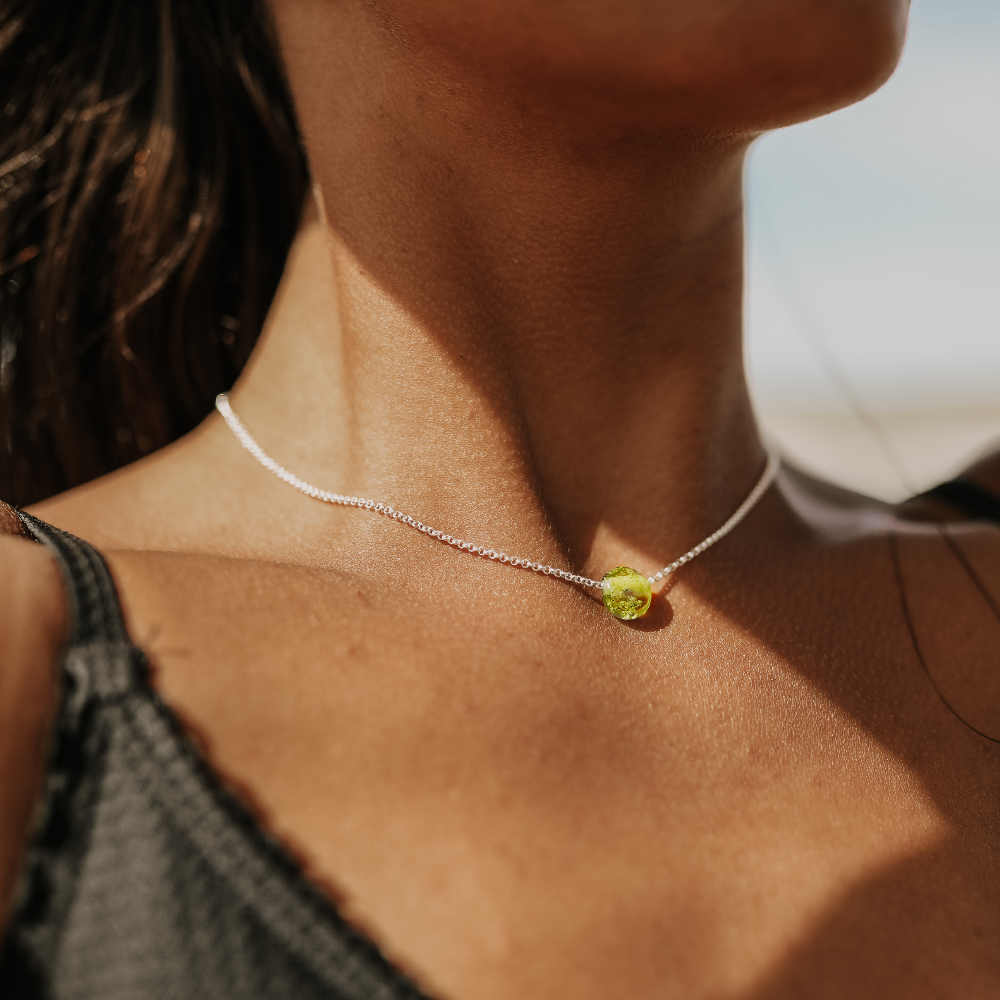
[216,394,780,620]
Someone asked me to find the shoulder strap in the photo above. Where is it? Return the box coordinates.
[15,512,130,647]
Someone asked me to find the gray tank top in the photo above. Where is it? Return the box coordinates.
[1,514,430,1000]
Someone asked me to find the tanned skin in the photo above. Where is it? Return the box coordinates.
[0,521,63,928]
[3,1,1000,996]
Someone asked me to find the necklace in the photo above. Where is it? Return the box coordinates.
[215,394,780,621]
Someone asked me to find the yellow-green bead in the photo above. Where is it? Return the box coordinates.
[601,567,652,620]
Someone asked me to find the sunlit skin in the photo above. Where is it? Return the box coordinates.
[3,0,1000,997]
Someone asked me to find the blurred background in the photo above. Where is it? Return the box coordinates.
[745,0,1000,502]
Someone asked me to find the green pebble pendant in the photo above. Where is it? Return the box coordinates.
[602,567,653,620]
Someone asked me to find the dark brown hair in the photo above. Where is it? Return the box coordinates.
[0,0,308,506]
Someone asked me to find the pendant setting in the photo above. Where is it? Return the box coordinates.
[601,567,653,620]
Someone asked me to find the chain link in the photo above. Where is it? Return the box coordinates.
[216,394,779,592]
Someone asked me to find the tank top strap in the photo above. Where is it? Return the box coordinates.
[4,512,430,999]
[16,512,135,703]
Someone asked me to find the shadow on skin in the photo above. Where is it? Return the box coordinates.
[680,520,1000,995]
[743,843,1000,999]
[265,42,999,979]
[313,216,1000,991]
[624,592,674,633]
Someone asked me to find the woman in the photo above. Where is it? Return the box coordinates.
[1,0,998,997]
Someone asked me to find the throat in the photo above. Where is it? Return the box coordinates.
[226,140,765,578]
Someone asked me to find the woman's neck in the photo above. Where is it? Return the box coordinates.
[230,7,765,580]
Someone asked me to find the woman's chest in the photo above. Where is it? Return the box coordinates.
[111,550,1000,999]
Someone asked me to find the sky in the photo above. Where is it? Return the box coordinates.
[745,0,1000,417]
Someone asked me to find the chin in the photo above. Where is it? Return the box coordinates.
[693,0,913,130]
[388,0,912,133]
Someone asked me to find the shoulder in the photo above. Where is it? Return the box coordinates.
[892,520,1000,591]
[0,503,65,928]
[0,508,67,642]
[892,521,1000,743]
[778,467,1000,740]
